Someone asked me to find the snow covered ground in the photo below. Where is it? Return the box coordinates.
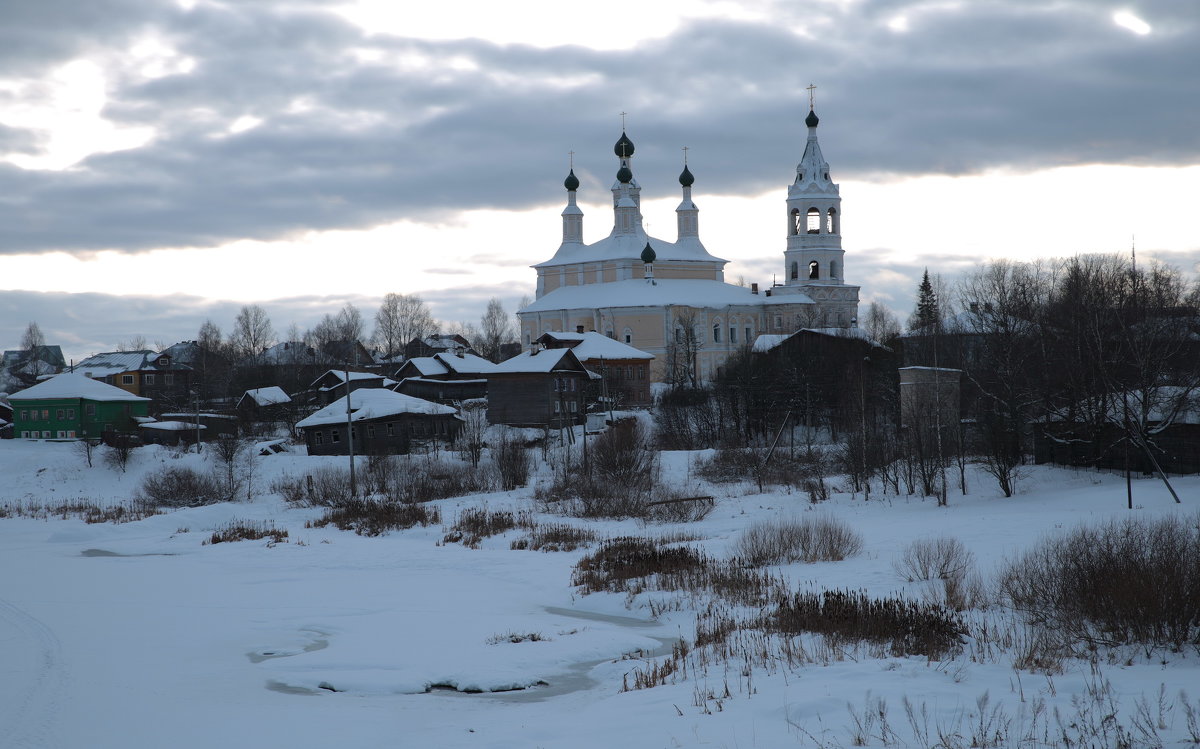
[0,438,1196,748]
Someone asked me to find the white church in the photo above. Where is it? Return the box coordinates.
[517,104,861,383]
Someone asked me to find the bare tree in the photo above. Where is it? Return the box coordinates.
[333,303,365,343]
[117,335,149,352]
[863,301,901,345]
[664,307,702,388]
[374,293,436,359]
[19,321,45,359]
[478,298,515,362]
[229,305,275,360]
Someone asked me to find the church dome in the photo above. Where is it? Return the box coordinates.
[805,109,820,128]
[640,243,656,264]
[616,164,633,184]
[678,164,694,187]
[564,169,580,191]
[614,131,635,158]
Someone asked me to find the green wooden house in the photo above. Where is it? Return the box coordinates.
[10,373,150,440]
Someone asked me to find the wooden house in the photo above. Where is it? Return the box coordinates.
[535,331,654,407]
[392,351,496,404]
[73,350,194,413]
[295,389,460,456]
[486,347,593,428]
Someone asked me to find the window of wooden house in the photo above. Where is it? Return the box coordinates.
[86,404,96,417]
[143,374,155,385]
[122,374,134,385]
[553,401,560,413]
[56,409,64,420]
[67,409,75,419]
[314,432,324,445]
[164,374,174,386]
[20,410,27,420]
[367,425,375,439]
[41,409,49,419]
[331,429,340,443]
[386,422,394,437]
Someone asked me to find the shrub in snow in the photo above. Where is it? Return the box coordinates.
[1000,514,1200,650]
[735,515,863,566]
[136,466,230,507]
[307,498,441,537]
[894,536,976,583]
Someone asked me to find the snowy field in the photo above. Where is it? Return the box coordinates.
[0,438,1197,749]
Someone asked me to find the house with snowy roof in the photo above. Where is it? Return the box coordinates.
[391,351,496,405]
[73,350,193,412]
[295,389,460,456]
[486,347,593,428]
[535,331,654,407]
[518,103,860,384]
[236,386,293,424]
[403,334,476,361]
[1,345,66,390]
[307,369,392,406]
[10,373,149,440]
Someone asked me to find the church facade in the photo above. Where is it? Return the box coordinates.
[518,106,860,384]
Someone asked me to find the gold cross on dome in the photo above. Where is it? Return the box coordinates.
[682,145,689,164]
[620,111,627,129]
[568,150,574,168]
[806,83,817,109]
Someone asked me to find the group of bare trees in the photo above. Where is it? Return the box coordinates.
[920,254,1200,494]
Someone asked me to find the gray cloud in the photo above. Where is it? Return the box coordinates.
[0,0,1196,255]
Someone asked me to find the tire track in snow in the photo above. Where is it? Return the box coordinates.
[0,598,65,748]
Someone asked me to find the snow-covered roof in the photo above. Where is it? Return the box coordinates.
[522,278,812,314]
[751,334,790,353]
[255,341,327,365]
[74,351,153,374]
[535,228,726,268]
[492,347,587,374]
[434,352,498,375]
[142,421,206,431]
[753,327,885,353]
[240,386,291,407]
[9,373,151,402]
[296,389,457,429]
[161,412,237,420]
[538,331,654,361]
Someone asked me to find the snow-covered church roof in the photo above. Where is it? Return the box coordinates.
[522,278,813,314]
[535,232,725,268]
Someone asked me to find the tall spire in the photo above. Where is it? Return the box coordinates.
[676,145,699,240]
[560,154,583,246]
[611,123,642,235]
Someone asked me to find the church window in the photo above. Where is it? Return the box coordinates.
[830,260,839,279]
[675,327,683,343]
[809,261,819,280]
[827,207,837,234]
[791,208,802,235]
[605,329,614,339]
[773,315,782,329]
[790,262,798,280]
[712,323,722,343]
[745,325,752,342]
[807,208,821,234]
[729,325,737,344]
[523,330,530,346]
[623,328,633,344]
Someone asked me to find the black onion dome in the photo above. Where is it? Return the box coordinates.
[805,108,819,128]
[564,169,580,191]
[614,131,635,158]
[640,243,656,264]
[678,164,694,187]
[616,164,633,183]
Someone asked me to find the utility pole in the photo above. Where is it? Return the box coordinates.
[345,363,356,497]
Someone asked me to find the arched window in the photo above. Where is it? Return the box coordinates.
[809,261,819,280]
[712,323,722,343]
[790,261,798,280]
[523,330,531,346]
[829,260,839,279]
[791,208,801,236]
[623,327,633,344]
[807,207,821,234]
[827,207,838,234]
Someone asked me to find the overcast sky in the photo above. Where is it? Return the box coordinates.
[1,0,1197,363]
